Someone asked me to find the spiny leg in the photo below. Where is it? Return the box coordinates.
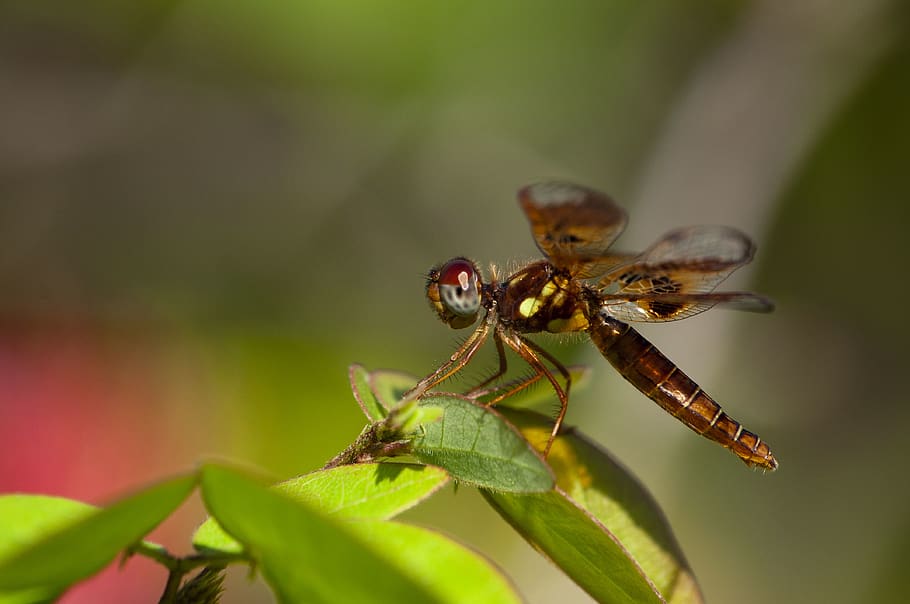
[482,335,573,405]
[465,330,509,397]
[499,330,570,457]
[470,333,573,403]
[403,315,492,402]
[520,335,573,453]
[477,368,546,404]
[521,336,572,393]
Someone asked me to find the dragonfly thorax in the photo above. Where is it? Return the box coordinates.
[496,261,589,334]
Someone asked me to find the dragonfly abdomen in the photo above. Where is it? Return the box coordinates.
[590,315,777,470]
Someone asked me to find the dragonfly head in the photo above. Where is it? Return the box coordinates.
[426,257,482,329]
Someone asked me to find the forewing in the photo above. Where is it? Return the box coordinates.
[518,182,627,272]
[640,224,755,266]
[597,225,769,322]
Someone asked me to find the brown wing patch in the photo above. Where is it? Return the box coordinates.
[600,291,773,322]
[642,299,686,320]
[518,182,627,273]
[596,225,769,322]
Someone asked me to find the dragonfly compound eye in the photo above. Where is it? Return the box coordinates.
[427,258,481,328]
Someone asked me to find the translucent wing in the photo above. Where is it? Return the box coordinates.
[597,225,772,322]
[518,182,628,274]
[599,291,774,322]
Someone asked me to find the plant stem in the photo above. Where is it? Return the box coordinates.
[323,423,378,469]
[130,543,243,604]
[159,568,183,603]
[322,420,416,469]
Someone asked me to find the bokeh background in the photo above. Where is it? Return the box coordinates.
[2,1,909,602]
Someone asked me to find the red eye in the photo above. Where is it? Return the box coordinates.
[428,258,482,329]
[438,259,477,290]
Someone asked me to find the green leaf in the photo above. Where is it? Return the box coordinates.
[348,521,522,604]
[349,363,387,421]
[411,394,554,493]
[0,587,58,604]
[276,462,449,519]
[488,409,704,603]
[0,495,96,603]
[0,496,96,561]
[411,404,443,428]
[198,464,441,603]
[0,473,196,593]
[385,396,422,434]
[369,368,419,410]
[191,520,246,556]
[484,490,663,604]
[193,462,450,554]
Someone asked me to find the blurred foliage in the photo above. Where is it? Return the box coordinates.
[1,1,908,603]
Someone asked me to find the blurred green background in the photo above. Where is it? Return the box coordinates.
[1,1,909,602]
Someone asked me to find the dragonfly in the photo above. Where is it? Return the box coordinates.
[405,182,777,470]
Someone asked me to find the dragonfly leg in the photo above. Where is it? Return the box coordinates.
[465,331,509,397]
[498,331,571,457]
[402,314,492,402]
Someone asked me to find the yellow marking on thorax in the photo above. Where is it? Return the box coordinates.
[547,309,589,333]
[551,289,567,307]
[518,296,543,318]
[518,277,560,319]
[517,275,582,325]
